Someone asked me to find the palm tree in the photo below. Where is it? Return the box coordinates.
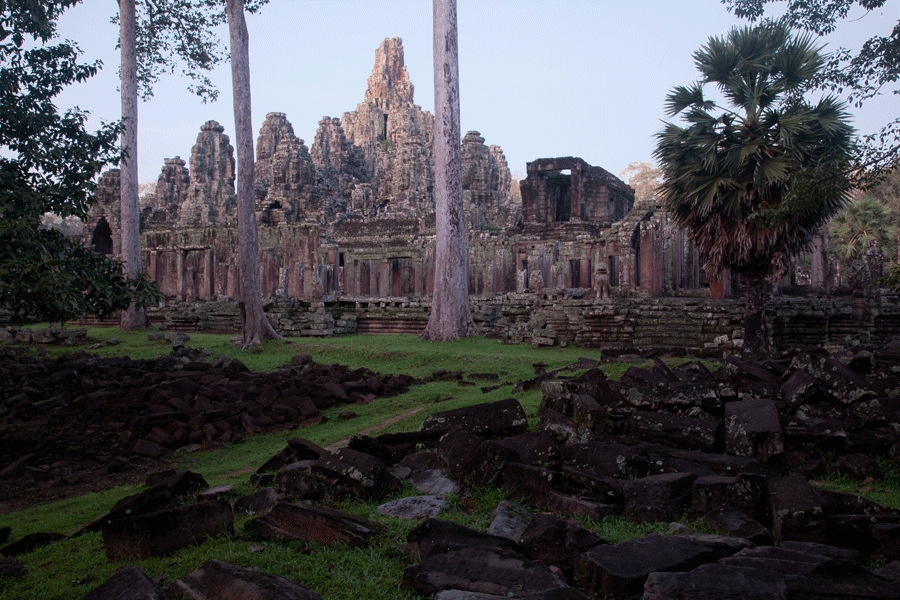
[654,24,855,355]
[830,196,897,268]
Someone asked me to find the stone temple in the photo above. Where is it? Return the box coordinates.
[84,37,725,309]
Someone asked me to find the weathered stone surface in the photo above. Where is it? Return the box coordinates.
[78,485,177,535]
[766,475,826,543]
[315,447,400,499]
[406,518,518,560]
[625,411,720,452]
[725,398,784,461]
[377,495,445,519]
[562,441,650,479]
[704,508,773,546]
[246,501,377,548]
[624,473,697,523]
[233,488,280,516]
[101,500,233,560]
[409,468,464,497]
[422,398,528,438]
[277,460,323,500]
[643,563,787,600]
[147,470,208,496]
[495,431,560,467]
[574,534,722,599]
[172,559,323,600]
[180,120,236,227]
[691,474,765,519]
[487,500,533,543]
[82,566,166,600]
[518,513,604,574]
[404,545,572,598]
[461,131,519,231]
[720,545,856,574]
[435,590,588,600]
[439,429,518,488]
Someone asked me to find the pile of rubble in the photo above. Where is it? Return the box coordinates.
[8,341,900,598]
[0,348,414,504]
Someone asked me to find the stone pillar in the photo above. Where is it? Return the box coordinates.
[176,250,186,302]
[205,248,215,299]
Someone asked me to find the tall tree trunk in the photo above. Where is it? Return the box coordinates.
[225,0,280,348]
[118,0,147,329]
[421,0,475,341]
[742,271,771,356]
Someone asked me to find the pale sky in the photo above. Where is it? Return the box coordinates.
[53,0,898,185]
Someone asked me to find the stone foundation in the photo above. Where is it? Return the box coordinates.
[67,293,900,353]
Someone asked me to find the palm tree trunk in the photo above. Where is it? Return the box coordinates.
[421,0,475,341]
[742,271,771,355]
[225,0,280,348]
[118,0,147,329]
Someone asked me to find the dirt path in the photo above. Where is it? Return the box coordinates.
[326,406,426,450]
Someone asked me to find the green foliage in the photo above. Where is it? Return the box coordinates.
[0,2,162,324]
[655,23,856,279]
[829,195,897,264]
[724,0,899,176]
[117,0,269,102]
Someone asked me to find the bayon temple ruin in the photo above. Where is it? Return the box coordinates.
[84,37,717,304]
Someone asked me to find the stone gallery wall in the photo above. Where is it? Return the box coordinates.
[133,294,900,353]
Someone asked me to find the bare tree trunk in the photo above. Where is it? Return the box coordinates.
[742,271,771,356]
[118,0,147,329]
[225,0,280,348]
[421,0,475,341]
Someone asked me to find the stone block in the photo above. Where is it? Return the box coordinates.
[421,398,528,437]
[626,411,720,452]
[518,513,605,574]
[246,501,377,548]
[101,500,233,560]
[766,475,826,543]
[691,474,765,519]
[277,460,323,500]
[82,566,166,600]
[439,429,517,488]
[725,398,784,462]
[233,488,279,515]
[404,545,571,598]
[643,563,787,600]
[487,500,533,543]
[704,508,773,546]
[406,518,518,560]
[574,534,722,599]
[172,559,323,600]
[624,472,697,523]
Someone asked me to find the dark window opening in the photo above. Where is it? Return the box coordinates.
[631,224,641,287]
[91,217,113,255]
[608,255,619,287]
[381,113,388,141]
[339,252,345,267]
[551,169,572,222]
[569,259,580,288]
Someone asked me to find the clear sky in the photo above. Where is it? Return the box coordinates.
[53,0,898,185]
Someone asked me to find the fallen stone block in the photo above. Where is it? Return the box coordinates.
[246,501,377,548]
[278,461,323,500]
[82,566,166,600]
[538,408,581,445]
[562,441,651,479]
[420,398,528,438]
[436,590,588,600]
[518,513,605,576]
[377,495,445,519]
[409,468,464,497]
[719,545,849,574]
[78,485,177,535]
[496,431,561,468]
[643,563,787,600]
[101,500,233,559]
[257,437,326,474]
[559,467,624,506]
[691,474,765,519]
[315,448,400,499]
[704,508,773,546]
[439,429,518,488]
[406,518,518,560]
[488,500,533,543]
[171,559,323,600]
[625,411,720,452]
[624,472,697,523]
[725,398,784,462]
[784,568,900,599]
[145,470,208,496]
[233,488,279,515]
[404,545,572,598]
[574,534,723,599]
[767,475,826,543]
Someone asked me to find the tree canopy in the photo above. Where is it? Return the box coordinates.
[0,1,159,324]
[724,0,899,177]
[654,23,856,353]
